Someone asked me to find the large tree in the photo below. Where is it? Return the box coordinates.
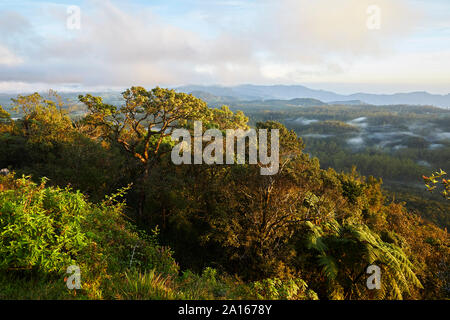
[79,87,211,218]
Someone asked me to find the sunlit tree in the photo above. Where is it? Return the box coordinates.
[79,87,211,218]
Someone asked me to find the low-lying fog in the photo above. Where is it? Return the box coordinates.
[292,117,450,152]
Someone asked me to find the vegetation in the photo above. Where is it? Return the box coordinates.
[229,102,450,230]
[0,106,10,123]
[0,89,448,300]
[423,169,449,200]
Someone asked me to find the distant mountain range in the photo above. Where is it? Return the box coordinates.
[1,84,449,109]
[177,85,450,108]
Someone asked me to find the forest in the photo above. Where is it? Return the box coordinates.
[223,101,450,230]
[0,88,448,300]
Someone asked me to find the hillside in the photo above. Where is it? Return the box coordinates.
[177,85,450,108]
[0,88,448,300]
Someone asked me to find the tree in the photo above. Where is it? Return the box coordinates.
[423,169,449,200]
[79,87,211,218]
[301,220,423,299]
[0,105,10,124]
[199,121,319,279]
[11,92,73,145]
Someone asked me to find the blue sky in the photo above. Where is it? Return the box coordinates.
[0,0,449,94]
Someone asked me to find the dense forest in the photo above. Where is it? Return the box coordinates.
[0,88,448,300]
[220,101,450,230]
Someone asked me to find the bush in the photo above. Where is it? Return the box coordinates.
[250,278,318,300]
[0,174,178,298]
[0,176,89,273]
[111,270,181,300]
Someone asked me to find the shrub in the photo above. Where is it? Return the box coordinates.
[112,270,180,300]
[250,278,318,300]
[0,176,89,273]
[0,174,178,298]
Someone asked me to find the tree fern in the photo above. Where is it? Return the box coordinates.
[302,220,422,299]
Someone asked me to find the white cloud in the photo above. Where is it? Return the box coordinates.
[0,0,446,93]
[260,0,421,60]
[0,45,23,66]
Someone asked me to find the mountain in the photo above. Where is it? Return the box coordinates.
[263,98,326,107]
[177,84,340,101]
[189,91,240,105]
[346,91,450,107]
[2,85,449,109]
[177,85,450,108]
[328,100,367,106]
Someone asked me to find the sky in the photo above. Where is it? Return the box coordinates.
[0,0,449,94]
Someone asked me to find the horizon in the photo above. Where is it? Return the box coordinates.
[0,83,449,96]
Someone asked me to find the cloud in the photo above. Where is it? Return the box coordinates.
[0,45,23,66]
[259,0,422,61]
[0,0,440,91]
[0,11,31,37]
[0,0,269,87]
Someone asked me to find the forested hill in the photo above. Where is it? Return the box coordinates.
[1,83,449,111]
[223,101,450,229]
[176,85,450,108]
[0,88,448,300]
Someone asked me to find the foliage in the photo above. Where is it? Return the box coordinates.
[0,88,448,300]
[0,175,89,273]
[112,270,180,300]
[250,278,318,300]
[300,220,423,299]
[0,174,178,299]
[0,105,10,124]
[423,169,449,200]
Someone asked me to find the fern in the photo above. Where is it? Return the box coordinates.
[302,220,422,299]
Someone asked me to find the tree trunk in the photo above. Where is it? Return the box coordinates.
[138,164,150,221]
